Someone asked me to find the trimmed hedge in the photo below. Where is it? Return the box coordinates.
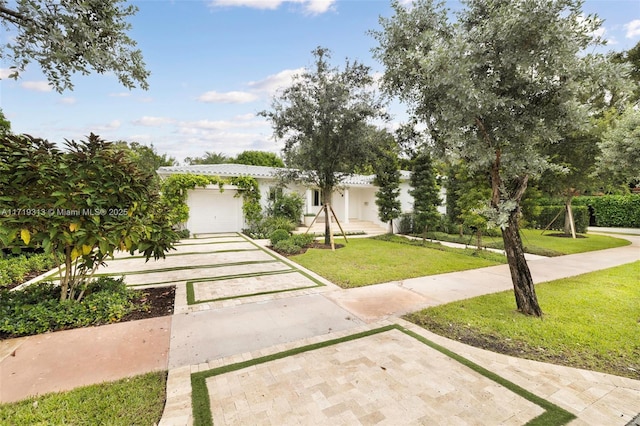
[574,195,640,228]
[531,205,589,233]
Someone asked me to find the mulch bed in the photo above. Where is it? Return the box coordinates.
[122,286,176,322]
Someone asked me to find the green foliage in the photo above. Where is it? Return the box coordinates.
[528,205,589,233]
[597,108,640,187]
[397,213,415,235]
[0,133,179,302]
[272,239,302,255]
[267,192,304,223]
[159,174,261,229]
[234,150,284,167]
[113,141,176,175]
[184,151,230,165]
[0,0,149,92]
[0,109,10,135]
[409,152,441,233]
[289,233,315,247]
[373,130,402,229]
[0,252,58,288]
[243,216,296,239]
[176,229,190,239]
[577,195,640,228]
[0,371,166,424]
[0,277,143,337]
[260,47,387,245]
[269,229,291,246]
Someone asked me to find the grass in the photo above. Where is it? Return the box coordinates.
[429,229,630,257]
[0,371,166,425]
[290,236,505,288]
[405,261,640,379]
[191,325,574,426]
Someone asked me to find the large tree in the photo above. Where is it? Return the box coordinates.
[0,0,149,92]
[234,150,284,167]
[260,47,387,244]
[113,141,177,175]
[409,151,441,238]
[597,107,640,187]
[184,151,230,165]
[374,0,607,316]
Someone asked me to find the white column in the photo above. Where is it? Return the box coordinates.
[343,188,349,224]
[305,189,313,214]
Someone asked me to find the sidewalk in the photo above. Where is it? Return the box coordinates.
[1,230,638,425]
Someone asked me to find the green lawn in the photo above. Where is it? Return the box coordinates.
[0,371,166,425]
[430,229,630,257]
[291,236,505,288]
[405,261,640,379]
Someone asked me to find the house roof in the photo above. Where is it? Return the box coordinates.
[157,164,411,187]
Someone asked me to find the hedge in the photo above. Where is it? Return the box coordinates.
[575,195,640,228]
[530,205,589,233]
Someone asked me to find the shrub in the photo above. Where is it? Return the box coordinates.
[267,192,304,223]
[0,277,142,337]
[0,252,57,288]
[576,195,640,228]
[397,213,414,235]
[175,229,190,239]
[289,233,316,247]
[273,239,302,255]
[243,216,296,239]
[269,229,291,246]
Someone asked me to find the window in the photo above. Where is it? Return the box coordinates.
[268,186,283,202]
[312,189,323,207]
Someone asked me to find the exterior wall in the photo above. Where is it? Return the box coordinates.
[185,186,243,234]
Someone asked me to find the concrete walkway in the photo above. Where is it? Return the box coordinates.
[1,230,638,425]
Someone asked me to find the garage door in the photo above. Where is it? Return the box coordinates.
[186,188,243,234]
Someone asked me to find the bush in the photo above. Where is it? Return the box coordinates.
[269,229,291,246]
[267,192,304,223]
[243,216,296,239]
[273,239,302,255]
[397,213,414,235]
[289,233,316,247]
[575,195,640,228]
[0,252,57,288]
[0,277,142,337]
[175,228,190,239]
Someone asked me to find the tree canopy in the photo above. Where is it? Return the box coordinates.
[234,150,284,167]
[184,151,230,165]
[260,47,387,244]
[373,0,607,316]
[597,108,640,187]
[0,0,149,92]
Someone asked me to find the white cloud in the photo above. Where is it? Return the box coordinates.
[59,97,76,105]
[197,90,258,103]
[624,19,640,38]
[93,120,121,131]
[109,92,131,98]
[210,0,335,14]
[132,116,176,127]
[179,115,267,131]
[21,81,52,92]
[247,68,304,94]
[0,68,15,79]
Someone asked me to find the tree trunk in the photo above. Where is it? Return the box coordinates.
[322,189,332,245]
[501,211,543,316]
[476,228,482,250]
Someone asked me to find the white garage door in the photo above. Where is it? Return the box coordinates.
[186,188,243,234]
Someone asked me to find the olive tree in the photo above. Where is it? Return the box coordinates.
[373,0,607,316]
[0,0,149,92]
[260,47,387,245]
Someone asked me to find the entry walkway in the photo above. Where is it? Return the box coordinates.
[1,231,638,425]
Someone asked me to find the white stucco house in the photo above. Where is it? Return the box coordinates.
[157,164,445,234]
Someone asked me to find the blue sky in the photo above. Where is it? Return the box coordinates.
[1,0,639,164]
